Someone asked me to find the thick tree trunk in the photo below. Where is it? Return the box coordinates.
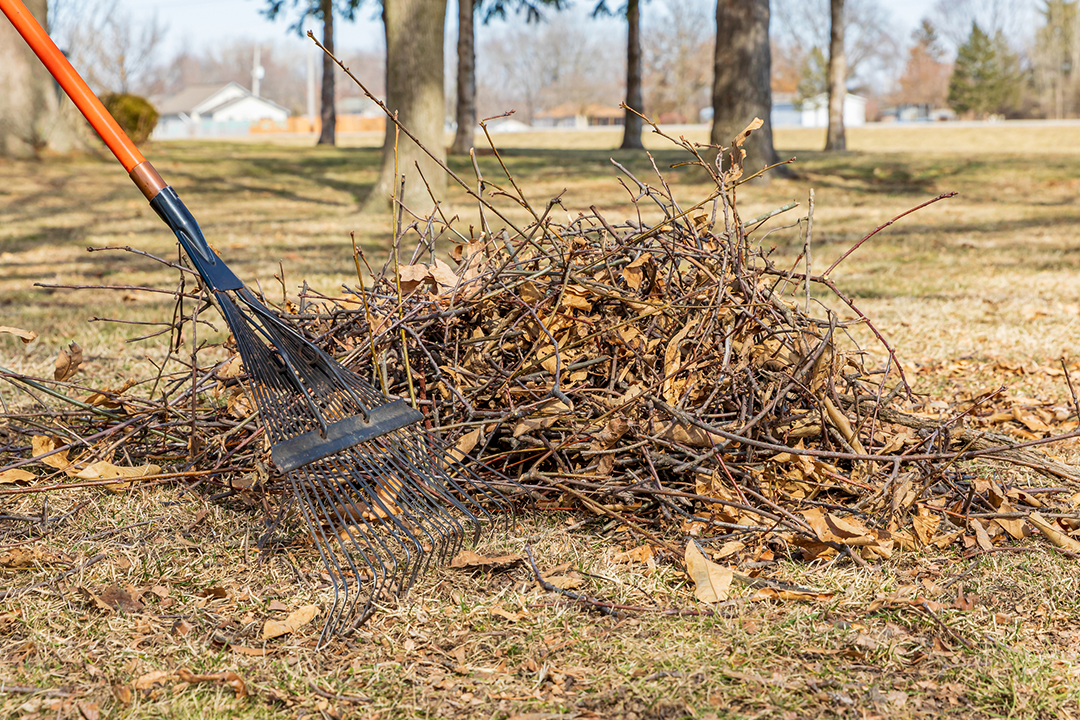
[710,0,782,175]
[0,0,83,157]
[317,0,336,146]
[364,0,448,213]
[449,0,476,156]
[620,0,644,150]
[824,0,846,151]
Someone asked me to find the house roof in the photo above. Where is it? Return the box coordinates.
[156,82,288,117]
[157,83,239,115]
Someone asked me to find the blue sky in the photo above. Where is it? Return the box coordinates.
[120,0,941,59]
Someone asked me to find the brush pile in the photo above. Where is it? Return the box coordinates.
[4,127,1080,567]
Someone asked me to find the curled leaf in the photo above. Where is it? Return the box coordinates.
[54,341,83,382]
[262,603,318,640]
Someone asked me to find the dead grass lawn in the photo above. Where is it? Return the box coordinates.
[3,124,1080,719]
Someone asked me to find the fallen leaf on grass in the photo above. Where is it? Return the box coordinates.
[0,325,38,343]
[76,700,100,720]
[0,468,35,485]
[177,668,247,698]
[751,587,834,602]
[74,461,161,491]
[613,544,654,563]
[449,549,523,571]
[133,670,173,692]
[80,584,143,613]
[545,572,584,590]
[0,546,62,568]
[262,604,318,640]
[31,435,71,471]
[230,645,268,656]
[686,540,732,603]
[54,341,83,381]
[1028,511,1080,553]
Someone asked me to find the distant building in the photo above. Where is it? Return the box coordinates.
[154,82,290,139]
[795,93,867,128]
[534,103,624,128]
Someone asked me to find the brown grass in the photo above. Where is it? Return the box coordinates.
[4,124,1080,719]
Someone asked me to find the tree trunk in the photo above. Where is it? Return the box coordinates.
[0,0,84,157]
[620,0,644,150]
[449,0,476,156]
[364,0,448,213]
[710,0,783,176]
[317,0,336,146]
[824,0,846,151]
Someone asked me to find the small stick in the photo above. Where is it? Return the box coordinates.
[803,188,814,312]
[525,544,622,618]
[1062,357,1080,421]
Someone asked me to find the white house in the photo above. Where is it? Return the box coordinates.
[797,93,866,128]
[154,82,290,139]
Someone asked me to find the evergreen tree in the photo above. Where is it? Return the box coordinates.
[948,22,1021,118]
[795,46,827,108]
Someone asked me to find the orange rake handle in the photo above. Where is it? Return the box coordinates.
[0,0,165,198]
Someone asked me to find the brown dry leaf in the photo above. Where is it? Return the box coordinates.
[230,645,268,657]
[613,544,655,564]
[398,263,433,295]
[751,587,834,602]
[0,468,35,485]
[77,700,100,720]
[822,397,866,455]
[82,379,136,409]
[994,501,1027,540]
[177,668,247,698]
[622,253,652,291]
[216,355,244,379]
[78,586,115,612]
[971,519,994,551]
[511,399,569,438]
[98,584,144,613]
[545,572,585,590]
[711,540,746,560]
[31,435,71,471]
[912,508,941,546]
[74,461,161,492]
[662,319,698,405]
[450,549,523,571]
[0,325,38,343]
[449,428,481,464]
[685,540,732,603]
[262,604,318,640]
[489,606,524,622]
[1028,512,1080,553]
[133,670,174,692]
[430,257,459,291]
[54,341,83,381]
[0,546,60,568]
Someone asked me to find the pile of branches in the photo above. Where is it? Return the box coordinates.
[4,125,1080,564]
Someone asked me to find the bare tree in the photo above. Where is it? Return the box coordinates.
[594,0,647,149]
[52,0,167,95]
[449,0,564,156]
[772,0,899,94]
[476,16,621,124]
[364,0,448,212]
[825,0,846,150]
[711,0,781,173]
[642,0,712,123]
[892,19,951,108]
[0,0,85,156]
[929,0,1033,52]
[263,0,364,146]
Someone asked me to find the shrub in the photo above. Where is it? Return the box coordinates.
[102,93,159,145]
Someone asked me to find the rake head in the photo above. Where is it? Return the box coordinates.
[215,287,512,644]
